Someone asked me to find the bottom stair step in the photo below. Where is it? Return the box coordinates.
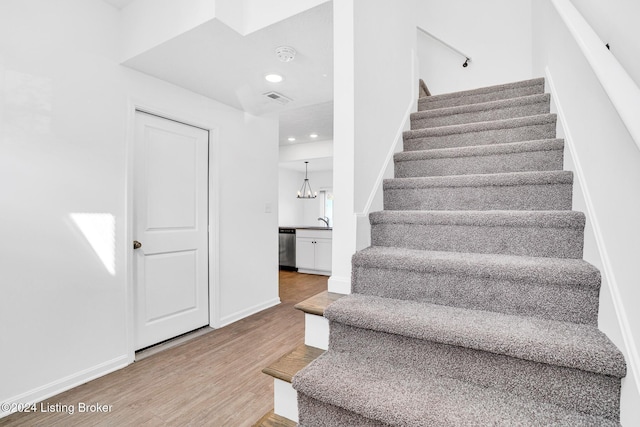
[294,291,345,316]
[318,294,625,420]
[293,351,619,427]
[263,343,325,383]
[253,410,297,427]
[262,344,325,424]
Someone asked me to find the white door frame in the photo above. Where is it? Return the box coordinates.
[125,100,221,362]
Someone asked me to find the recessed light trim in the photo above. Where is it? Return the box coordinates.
[265,74,283,83]
[310,133,318,138]
[288,137,296,142]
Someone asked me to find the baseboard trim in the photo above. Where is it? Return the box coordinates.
[327,275,351,294]
[296,268,330,276]
[1,355,129,419]
[217,298,281,328]
[356,98,415,217]
[545,67,640,395]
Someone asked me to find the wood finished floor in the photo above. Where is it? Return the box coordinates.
[2,271,327,427]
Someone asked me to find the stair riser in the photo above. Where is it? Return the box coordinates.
[371,222,583,258]
[395,149,563,178]
[418,84,545,111]
[351,266,598,324]
[383,183,573,211]
[412,100,550,130]
[297,394,384,427]
[404,121,556,151]
[329,323,621,420]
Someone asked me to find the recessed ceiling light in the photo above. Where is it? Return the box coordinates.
[310,133,318,138]
[265,74,283,83]
[288,137,296,142]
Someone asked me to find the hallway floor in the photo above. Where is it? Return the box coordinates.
[2,271,327,427]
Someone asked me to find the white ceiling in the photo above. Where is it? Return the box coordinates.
[122,3,334,148]
[102,0,135,9]
[279,101,333,146]
[279,156,333,172]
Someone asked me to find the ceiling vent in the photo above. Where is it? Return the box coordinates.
[263,91,293,105]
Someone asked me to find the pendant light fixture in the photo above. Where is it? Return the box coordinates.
[297,161,317,199]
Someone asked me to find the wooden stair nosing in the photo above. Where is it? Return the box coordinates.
[294,291,345,316]
[262,343,325,383]
[252,410,297,427]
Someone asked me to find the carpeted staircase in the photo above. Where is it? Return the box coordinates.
[291,78,627,426]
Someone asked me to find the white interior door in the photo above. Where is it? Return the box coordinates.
[133,111,209,350]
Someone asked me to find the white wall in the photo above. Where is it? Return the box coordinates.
[416,0,533,95]
[279,168,304,226]
[215,111,280,326]
[0,0,279,414]
[121,0,331,61]
[569,0,640,88]
[241,0,330,35]
[121,0,216,61]
[330,0,418,294]
[353,0,417,214]
[279,140,333,163]
[532,0,640,423]
[330,0,357,294]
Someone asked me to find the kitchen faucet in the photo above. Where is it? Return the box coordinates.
[317,217,330,228]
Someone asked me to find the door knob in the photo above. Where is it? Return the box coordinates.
[133,240,142,249]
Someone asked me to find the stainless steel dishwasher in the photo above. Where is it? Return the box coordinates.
[279,227,297,270]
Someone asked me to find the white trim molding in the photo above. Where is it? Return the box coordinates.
[545,67,640,403]
[356,99,415,218]
[327,275,351,295]
[217,298,281,328]
[0,356,128,419]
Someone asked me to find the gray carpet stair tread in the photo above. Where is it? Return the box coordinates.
[370,209,584,229]
[370,208,583,258]
[411,93,550,125]
[324,294,626,377]
[351,246,600,324]
[418,77,545,110]
[296,76,625,424]
[352,246,600,288]
[394,139,564,178]
[404,113,557,140]
[293,351,619,427]
[384,170,572,189]
[395,139,563,161]
[383,170,573,212]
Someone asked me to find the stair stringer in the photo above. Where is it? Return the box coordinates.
[545,68,640,417]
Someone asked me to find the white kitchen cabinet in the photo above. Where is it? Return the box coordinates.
[296,229,332,275]
[296,238,316,271]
